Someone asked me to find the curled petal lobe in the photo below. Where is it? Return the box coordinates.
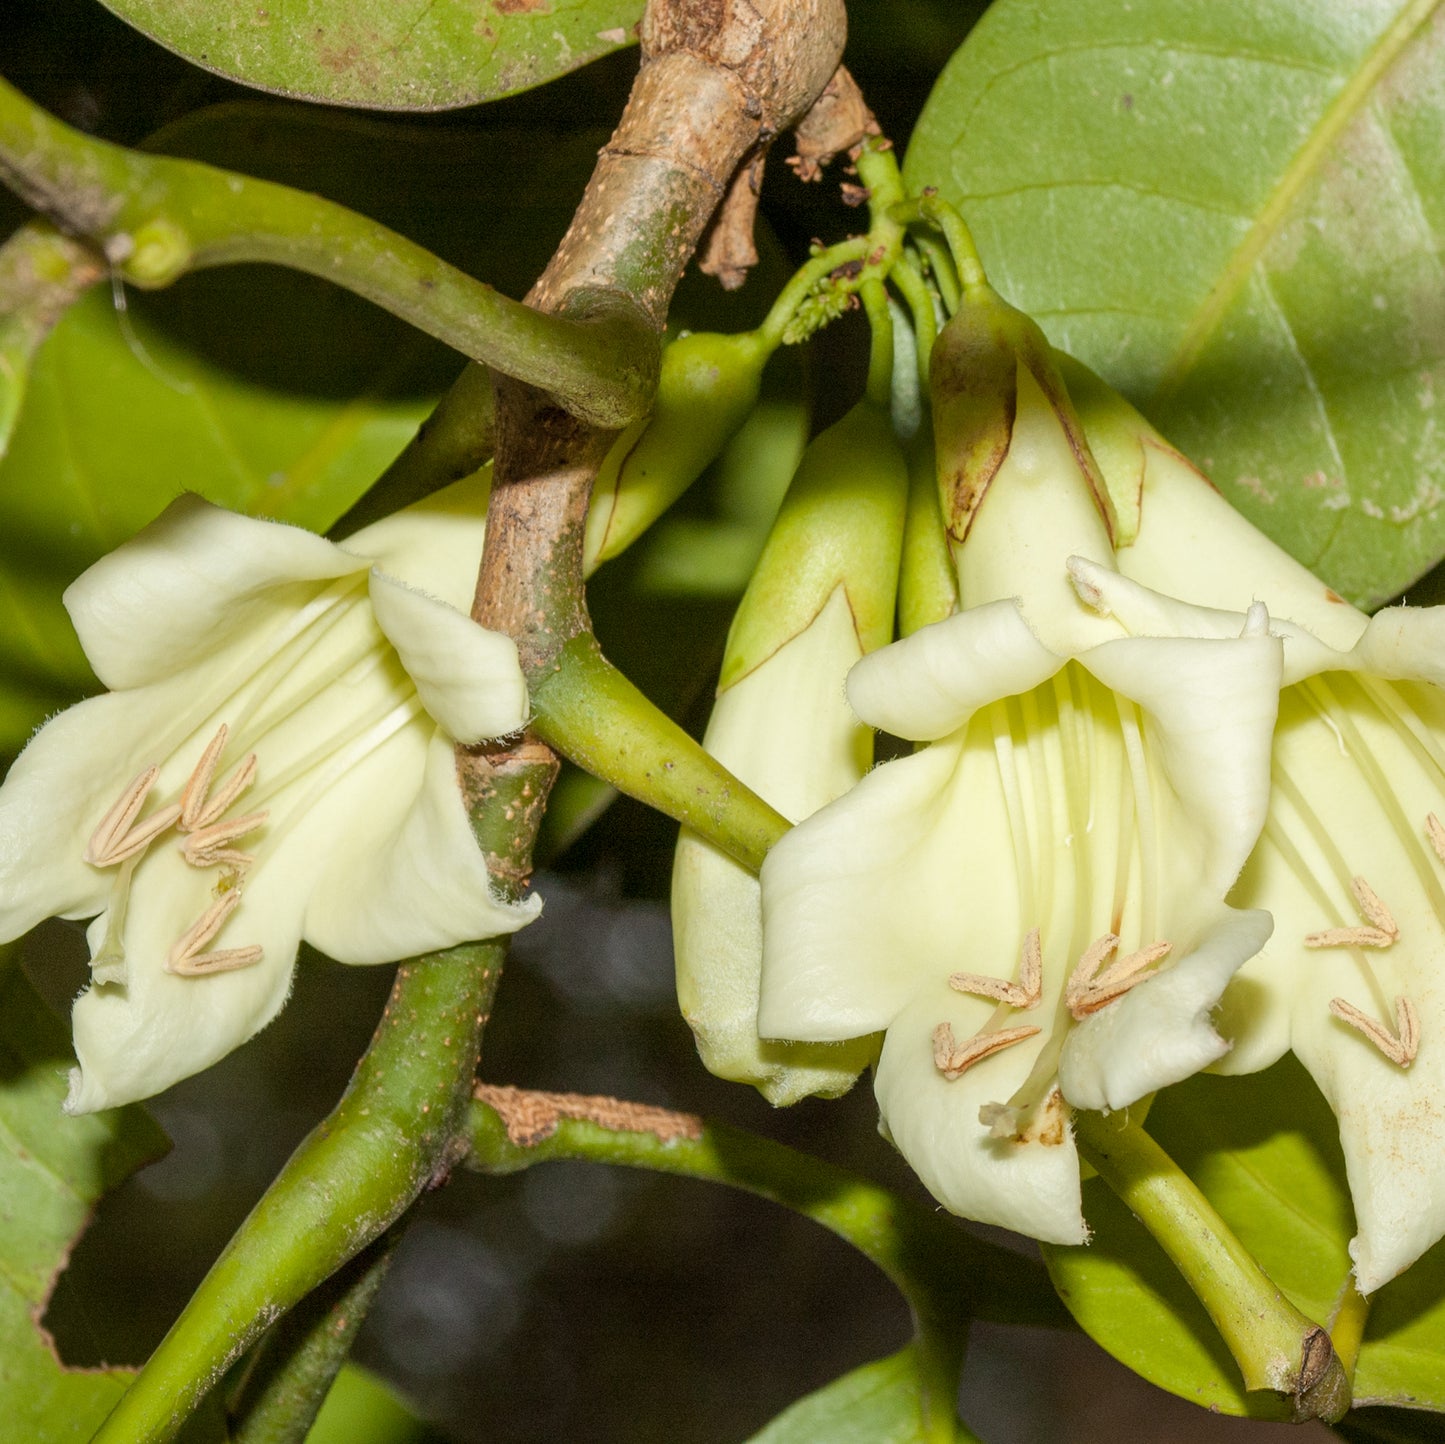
[67,846,302,1113]
[760,739,989,1040]
[343,473,491,613]
[1079,629,1282,903]
[844,599,1060,741]
[368,570,528,742]
[1059,908,1274,1112]
[304,727,540,966]
[874,993,1086,1245]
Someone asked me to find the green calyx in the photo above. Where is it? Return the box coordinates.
[719,400,909,691]
[584,328,772,572]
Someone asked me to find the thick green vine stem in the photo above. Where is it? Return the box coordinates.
[89,939,507,1444]
[0,76,657,428]
[225,1231,400,1444]
[530,635,789,872]
[1073,1109,1351,1423]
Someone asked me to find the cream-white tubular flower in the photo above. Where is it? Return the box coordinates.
[0,476,538,1114]
[1080,403,1445,1292]
[758,315,1282,1245]
[673,401,908,1104]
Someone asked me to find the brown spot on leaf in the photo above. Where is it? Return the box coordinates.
[493,0,548,13]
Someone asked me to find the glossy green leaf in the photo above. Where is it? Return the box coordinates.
[743,1347,939,1444]
[1044,1057,1445,1416]
[98,0,642,110]
[0,945,168,1438]
[0,103,605,754]
[906,0,1445,608]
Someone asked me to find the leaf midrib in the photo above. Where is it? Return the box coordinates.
[1153,0,1445,404]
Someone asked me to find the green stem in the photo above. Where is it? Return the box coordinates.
[465,1094,1069,1332]
[0,76,656,428]
[226,1231,399,1443]
[755,137,912,352]
[530,634,790,872]
[890,253,938,388]
[860,279,895,408]
[90,940,506,1444]
[914,234,960,316]
[757,235,871,349]
[1073,1109,1350,1422]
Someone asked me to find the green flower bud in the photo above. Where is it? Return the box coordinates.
[584,329,772,573]
[673,399,909,1104]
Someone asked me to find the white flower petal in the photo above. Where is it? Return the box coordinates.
[760,738,1015,1039]
[0,673,202,939]
[874,993,1086,1245]
[304,727,539,965]
[64,496,363,690]
[1300,974,1445,1294]
[1059,907,1274,1111]
[845,599,1060,741]
[1080,631,1282,902]
[1348,605,1445,689]
[1115,437,1369,652]
[368,571,527,743]
[675,587,874,1102]
[66,846,302,1112]
[342,473,491,614]
[1068,557,1343,684]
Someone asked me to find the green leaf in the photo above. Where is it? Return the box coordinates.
[905,0,1445,607]
[308,1365,434,1444]
[0,946,168,1439]
[98,0,642,110]
[743,1346,947,1444]
[1044,1057,1445,1416]
[0,103,605,754]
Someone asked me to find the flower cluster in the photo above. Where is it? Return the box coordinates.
[687,280,1445,1291]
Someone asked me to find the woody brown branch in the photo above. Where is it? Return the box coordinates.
[463,0,847,822]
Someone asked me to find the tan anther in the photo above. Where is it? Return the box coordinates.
[167,888,263,976]
[1305,876,1399,950]
[948,927,1043,1010]
[1427,813,1445,866]
[1349,877,1398,939]
[932,1020,1042,1081]
[179,725,259,832]
[1067,933,1170,1019]
[85,766,182,866]
[1328,995,1421,1068]
[181,811,269,869]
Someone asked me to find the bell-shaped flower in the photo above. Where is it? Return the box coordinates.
[757,288,1283,1244]
[1065,361,1445,1291]
[0,475,538,1114]
[673,400,907,1104]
